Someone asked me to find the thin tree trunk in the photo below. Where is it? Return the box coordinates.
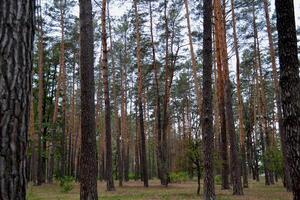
[230,0,248,188]
[134,0,149,187]
[101,0,115,191]
[184,0,202,115]
[37,0,46,184]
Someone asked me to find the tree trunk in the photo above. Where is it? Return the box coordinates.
[149,0,162,181]
[202,0,215,198]
[275,1,300,199]
[101,0,115,191]
[161,0,170,187]
[230,0,248,188]
[263,0,292,190]
[252,5,271,185]
[0,0,34,198]
[134,0,149,187]
[214,0,230,190]
[215,0,243,194]
[79,0,98,199]
[184,0,202,116]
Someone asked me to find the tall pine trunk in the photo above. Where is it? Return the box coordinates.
[275,1,300,199]
[0,0,34,198]
[134,0,149,187]
[263,0,292,190]
[202,0,215,198]
[230,0,248,188]
[101,0,115,191]
[214,0,230,189]
[79,0,98,198]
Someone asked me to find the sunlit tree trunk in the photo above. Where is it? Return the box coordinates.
[230,0,248,188]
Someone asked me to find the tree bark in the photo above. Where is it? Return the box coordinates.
[214,0,230,190]
[36,0,46,185]
[215,0,243,194]
[275,1,300,199]
[230,0,248,188]
[202,0,215,198]
[79,0,98,199]
[263,0,292,190]
[101,0,115,191]
[134,0,149,187]
[0,0,34,198]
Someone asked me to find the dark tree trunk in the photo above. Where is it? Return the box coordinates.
[101,0,115,191]
[79,0,98,199]
[275,1,300,199]
[134,0,149,188]
[0,0,34,199]
[202,0,215,198]
[263,0,292,191]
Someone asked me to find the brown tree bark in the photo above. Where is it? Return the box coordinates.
[0,0,34,198]
[275,1,300,199]
[184,0,202,115]
[36,0,46,185]
[202,0,215,198]
[101,0,115,191]
[230,0,248,188]
[214,0,243,194]
[252,6,271,185]
[79,0,98,198]
[214,0,230,190]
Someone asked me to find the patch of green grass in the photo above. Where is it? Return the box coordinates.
[27,179,292,200]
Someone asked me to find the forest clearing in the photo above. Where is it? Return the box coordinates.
[1,0,300,200]
[27,179,291,200]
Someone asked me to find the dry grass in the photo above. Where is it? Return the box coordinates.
[27,179,292,200]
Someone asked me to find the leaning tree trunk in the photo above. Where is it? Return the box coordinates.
[79,0,98,199]
[275,1,300,199]
[202,0,215,199]
[0,1,34,199]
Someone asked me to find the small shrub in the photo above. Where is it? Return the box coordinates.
[215,175,222,185]
[169,171,189,183]
[128,172,137,180]
[59,176,74,193]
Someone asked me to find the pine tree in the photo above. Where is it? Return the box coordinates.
[202,0,215,198]
[79,0,98,198]
[275,1,300,199]
[0,0,34,198]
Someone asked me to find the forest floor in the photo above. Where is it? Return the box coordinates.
[27,178,292,200]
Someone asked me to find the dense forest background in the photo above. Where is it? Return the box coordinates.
[1,0,300,199]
